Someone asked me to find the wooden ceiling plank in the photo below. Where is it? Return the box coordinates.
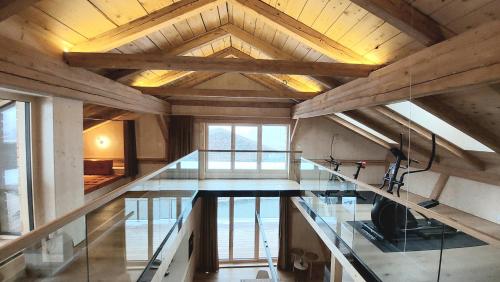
[373,105,485,170]
[230,0,373,64]
[70,0,222,52]
[137,87,317,100]
[292,21,500,118]
[0,0,39,22]
[64,52,380,77]
[350,0,445,46]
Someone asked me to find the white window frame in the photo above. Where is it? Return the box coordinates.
[205,123,290,179]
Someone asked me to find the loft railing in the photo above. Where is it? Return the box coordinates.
[298,157,500,282]
[256,211,279,282]
[0,150,301,281]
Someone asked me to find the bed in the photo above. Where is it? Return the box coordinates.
[84,160,124,194]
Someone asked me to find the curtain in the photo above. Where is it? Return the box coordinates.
[278,196,292,270]
[123,120,138,177]
[199,196,219,273]
[167,115,194,162]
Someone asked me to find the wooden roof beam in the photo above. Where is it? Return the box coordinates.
[71,0,222,52]
[373,106,485,170]
[0,0,38,22]
[221,24,342,88]
[105,27,229,81]
[132,48,232,88]
[137,87,317,100]
[350,0,445,46]
[0,35,169,114]
[293,21,500,118]
[231,0,372,64]
[64,52,379,77]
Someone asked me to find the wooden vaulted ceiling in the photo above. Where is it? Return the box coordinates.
[1,0,499,182]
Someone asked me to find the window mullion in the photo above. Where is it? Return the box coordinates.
[229,197,234,261]
[254,196,261,259]
[257,125,262,171]
[231,124,235,170]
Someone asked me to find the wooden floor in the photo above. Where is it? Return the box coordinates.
[297,194,500,282]
[134,179,301,191]
[193,266,322,282]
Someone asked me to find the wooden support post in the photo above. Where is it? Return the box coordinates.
[156,115,169,160]
[290,118,300,145]
[430,174,449,201]
[330,255,343,282]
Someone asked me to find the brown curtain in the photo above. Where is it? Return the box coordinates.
[199,196,219,273]
[278,196,292,270]
[123,120,138,177]
[167,116,194,162]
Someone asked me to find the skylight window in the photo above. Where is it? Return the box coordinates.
[387,101,493,152]
[335,113,398,144]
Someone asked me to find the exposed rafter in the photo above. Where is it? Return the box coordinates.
[0,0,38,22]
[106,27,228,81]
[325,115,392,150]
[231,0,372,64]
[71,0,222,52]
[350,0,445,46]
[343,110,438,162]
[165,72,224,88]
[224,48,321,92]
[293,21,500,118]
[137,87,317,100]
[373,106,485,170]
[221,24,342,88]
[64,52,379,77]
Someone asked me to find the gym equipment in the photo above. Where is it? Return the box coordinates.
[362,134,457,242]
[325,155,344,182]
[353,161,366,180]
[316,160,368,202]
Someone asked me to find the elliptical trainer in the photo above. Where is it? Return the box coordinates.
[362,133,450,242]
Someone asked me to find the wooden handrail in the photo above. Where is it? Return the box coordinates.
[198,149,302,153]
[0,151,199,261]
[301,158,500,246]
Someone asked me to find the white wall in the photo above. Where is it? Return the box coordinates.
[83,121,124,160]
[294,117,387,185]
[135,114,167,174]
[407,172,500,224]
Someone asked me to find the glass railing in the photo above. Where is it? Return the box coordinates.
[198,150,302,182]
[256,211,279,282]
[298,157,500,282]
[0,150,301,281]
[0,152,199,282]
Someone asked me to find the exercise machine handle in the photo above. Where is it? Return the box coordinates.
[396,134,436,196]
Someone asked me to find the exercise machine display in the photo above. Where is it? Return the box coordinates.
[362,134,456,242]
